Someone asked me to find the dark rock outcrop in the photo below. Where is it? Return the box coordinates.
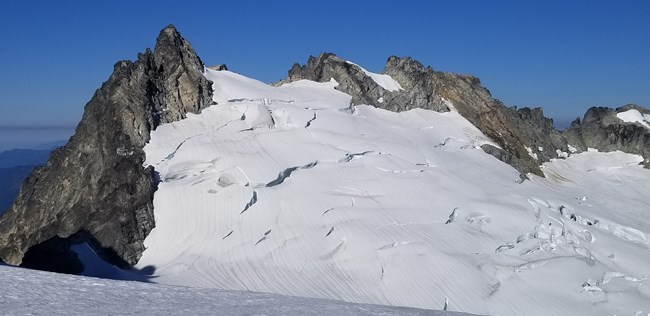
[503,107,570,163]
[281,54,450,112]
[0,25,213,267]
[563,104,650,167]
[208,64,228,71]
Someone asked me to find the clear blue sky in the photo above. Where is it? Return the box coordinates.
[1,0,648,128]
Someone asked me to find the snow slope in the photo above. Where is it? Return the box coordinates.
[137,68,650,315]
[0,264,461,315]
[617,109,650,129]
[346,61,403,92]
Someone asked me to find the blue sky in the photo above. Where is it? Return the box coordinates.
[0,0,648,129]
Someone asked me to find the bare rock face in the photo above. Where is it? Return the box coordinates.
[153,27,213,123]
[503,107,571,164]
[0,25,213,267]
[563,105,650,167]
[283,54,450,112]
[208,64,228,71]
[283,53,562,177]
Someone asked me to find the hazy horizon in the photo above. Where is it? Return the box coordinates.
[0,127,75,152]
[0,112,582,153]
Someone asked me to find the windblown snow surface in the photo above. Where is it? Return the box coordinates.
[136,68,650,315]
[0,264,459,316]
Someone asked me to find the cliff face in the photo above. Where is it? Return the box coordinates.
[0,25,213,267]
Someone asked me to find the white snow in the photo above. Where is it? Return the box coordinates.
[134,68,650,316]
[0,264,458,315]
[525,146,538,160]
[617,109,650,129]
[346,61,403,92]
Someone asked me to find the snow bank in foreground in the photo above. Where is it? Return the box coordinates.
[617,109,650,129]
[138,68,650,316]
[0,264,463,315]
[346,61,403,91]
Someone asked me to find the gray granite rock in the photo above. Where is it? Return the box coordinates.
[208,64,228,71]
[563,105,650,167]
[0,25,214,267]
[503,107,570,164]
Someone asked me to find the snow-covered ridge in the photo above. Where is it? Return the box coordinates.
[617,109,650,129]
[138,67,650,316]
[346,61,403,92]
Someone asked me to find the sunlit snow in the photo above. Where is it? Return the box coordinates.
[346,61,403,92]
[617,109,650,129]
[135,68,650,316]
[0,264,459,315]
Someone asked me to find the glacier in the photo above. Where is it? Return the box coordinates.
[127,67,650,315]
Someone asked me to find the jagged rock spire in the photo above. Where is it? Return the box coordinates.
[0,25,214,268]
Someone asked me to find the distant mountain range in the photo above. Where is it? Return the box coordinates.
[0,143,64,211]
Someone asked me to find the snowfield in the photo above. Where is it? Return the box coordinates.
[0,264,462,315]
[132,68,650,315]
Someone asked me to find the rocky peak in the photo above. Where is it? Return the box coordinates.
[152,25,213,123]
[563,104,650,168]
[285,53,390,108]
[0,25,214,268]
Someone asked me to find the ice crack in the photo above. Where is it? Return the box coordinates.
[241,191,258,214]
[338,151,375,163]
[305,113,317,128]
[265,161,318,187]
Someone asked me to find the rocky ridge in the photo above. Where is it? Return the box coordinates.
[282,53,569,177]
[281,53,649,175]
[0,25,213,268]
